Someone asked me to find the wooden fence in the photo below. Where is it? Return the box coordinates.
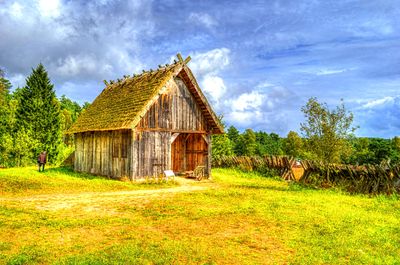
[213,156,400,195]
[212,155,296,180]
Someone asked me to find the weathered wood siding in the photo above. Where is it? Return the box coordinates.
[75,76,213,179]
[170,133,209,173]
[137,77,209,131]
[74,130,131,178]
[135,77,212,177]
[131,131,170,179]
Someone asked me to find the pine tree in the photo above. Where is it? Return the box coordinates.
[0,71,14,166]
[16,64,61,163]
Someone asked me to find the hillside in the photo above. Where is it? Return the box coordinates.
[0,167,399,264]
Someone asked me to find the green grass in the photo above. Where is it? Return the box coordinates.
[0,167,399,264]
[0,166,178,196]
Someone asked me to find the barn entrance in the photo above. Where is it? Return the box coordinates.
[171,133,208,173]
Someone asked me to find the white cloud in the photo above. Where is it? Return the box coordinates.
[37,0,61,18]
[316,68,348,75]
[256,81,275,89]
[230,91,265,112]
[190,48,230,76]
[201,75,227,102]
[229,110,264,127]
[56,54,113,77]
[361,96,394,109]
[188,12,217,29]
[188,48,231,110]
[10,2,23,18]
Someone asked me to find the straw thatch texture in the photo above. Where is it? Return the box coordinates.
[68,59,223,134]
[68,64,179,133]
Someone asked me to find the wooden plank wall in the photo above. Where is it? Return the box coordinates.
[170,133,209,173]
[132,131,170,179]
[171,134,185,172]
[137,77,209,131]
[134,77,213,177]
[74,130,131,178]
[186,134,207,171]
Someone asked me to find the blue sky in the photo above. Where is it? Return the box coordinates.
[0,0,399,138]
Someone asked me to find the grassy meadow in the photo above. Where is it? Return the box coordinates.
[0,167,399,264]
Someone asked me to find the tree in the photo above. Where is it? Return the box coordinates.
[227,125,241,155]
[300,97,356,163]
[284,131,303,158]
[239,129,257,156]
[0,71,14,166]
[59,95,83,123]
[255,132,283,156]
[15,64,62,163]
[211,117,234,159]
[212,134,234,159]
[59,95,84,146]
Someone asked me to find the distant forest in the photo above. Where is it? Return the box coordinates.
[1,64,399,167]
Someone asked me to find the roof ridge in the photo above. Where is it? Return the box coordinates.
[67,53,224,134]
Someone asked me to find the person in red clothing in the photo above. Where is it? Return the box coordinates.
[37,151,47,172]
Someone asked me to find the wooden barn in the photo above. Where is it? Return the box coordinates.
[68,54,223,179]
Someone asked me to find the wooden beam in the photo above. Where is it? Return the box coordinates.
[177,53,183,62]
[136,128,208,134]
[206,133,212,178]
[170,133,180,144]
[184,56,191,64]
[201,134,209,144]
[185,134,191,141]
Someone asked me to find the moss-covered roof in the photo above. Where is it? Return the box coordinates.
[68,55,223,134]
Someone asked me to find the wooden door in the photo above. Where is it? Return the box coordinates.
[171,134,184,172]
[186,134,208,171]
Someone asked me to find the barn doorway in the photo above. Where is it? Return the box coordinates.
[171,133,208,173]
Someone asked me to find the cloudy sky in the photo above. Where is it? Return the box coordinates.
[1,0,399,138]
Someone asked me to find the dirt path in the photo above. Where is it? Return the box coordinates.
[1,179,215,211]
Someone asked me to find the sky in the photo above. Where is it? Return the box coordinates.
[0,0,399,138]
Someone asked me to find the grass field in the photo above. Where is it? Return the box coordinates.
[0,167,399,264]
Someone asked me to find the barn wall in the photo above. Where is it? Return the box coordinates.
[171,134,209,172]
[137,77,209,131]
[74,130,132,178]
[131,131,171,179]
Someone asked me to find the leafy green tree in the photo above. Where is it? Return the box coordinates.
[15,64,62,163]
[392,136,400,153]
[255,132,283,156]
[227,125,241,155]
[13,128,39,166]
[300,97,356,163]
[59,95,83,123]
[211,117,234,159]
[239,129,257,156]
[212,133,234,159]
[369,138,398,164]
[346,137,373,165]
[82,102,91,111]
[284,131,303,158]
[59,95,84,146]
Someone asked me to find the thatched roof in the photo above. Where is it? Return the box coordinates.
[68,54,223,134]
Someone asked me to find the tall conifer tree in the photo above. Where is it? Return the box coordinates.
[16,64,61,162]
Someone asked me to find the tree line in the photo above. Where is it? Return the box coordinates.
[1,64,399,168]
[213,98,400,166]
[0,65,89,167]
